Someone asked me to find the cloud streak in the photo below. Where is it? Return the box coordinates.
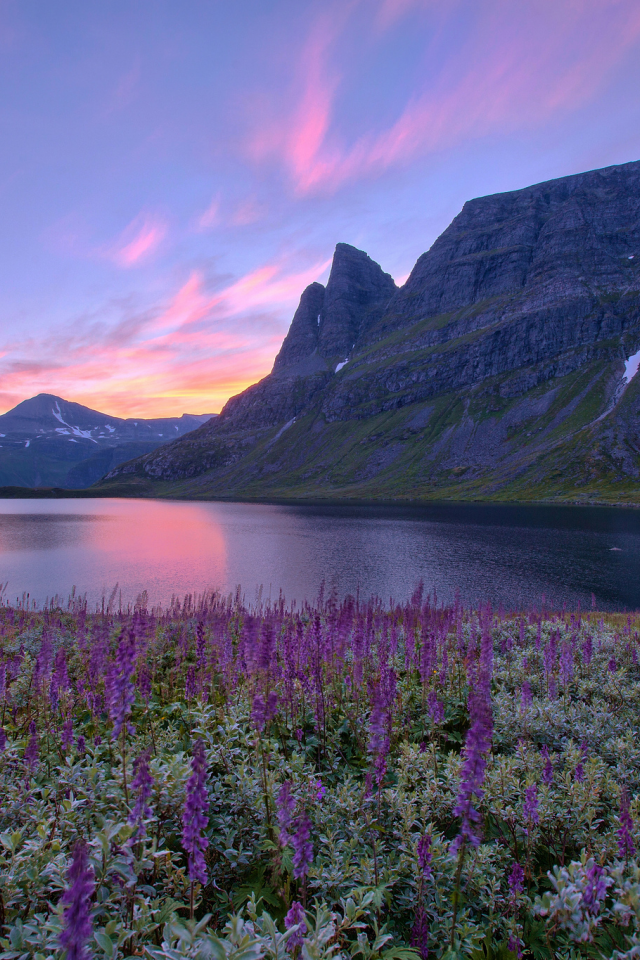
[0,255,331,418]
[249,0,640,194]
[105,213,168,267]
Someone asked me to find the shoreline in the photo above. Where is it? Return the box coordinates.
[1,483,640,510]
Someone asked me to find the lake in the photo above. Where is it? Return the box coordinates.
[0,497,638,611]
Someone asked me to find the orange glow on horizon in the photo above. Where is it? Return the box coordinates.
[0,254,332,420]
[0,369,271,419]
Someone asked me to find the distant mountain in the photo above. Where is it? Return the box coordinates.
[0,394,215,488]
[102,160,640,504]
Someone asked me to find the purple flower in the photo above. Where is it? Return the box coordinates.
[129,750,154,841]
[560,644,573,685]
[541,746,553,785]
[61,717,74,752]
[182,739,209,885]
[24,720,38,770]
[59,841,95,960]
[583,860,609,915]
[508,861,524,897]
[196,621,206,666]
[50,648,70,712]
[252,690,278,732]
[185,666,196,701]
[0,727,6,751]
[76,735,86,755]
[108,630,136,740]
[136,663,152,703]
[618,787,635,858]
[291,811,313,879]
[315,780,325,801]
[520,681,532,711]
[427,691,444,725]
[417,833,432,879]
[410,909,429,960]
[451,629,493,854]
[284,901,306,951]
[508,935,522,959]
[523,783,539,824]
[276,781,296,846]
[369,685,390,787]
[608,657,617,673]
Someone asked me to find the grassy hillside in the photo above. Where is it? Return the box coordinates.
[93,357,640,505]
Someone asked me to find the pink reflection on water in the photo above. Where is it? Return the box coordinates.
[0,499,229,608]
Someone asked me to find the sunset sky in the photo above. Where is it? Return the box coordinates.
[1,0,640,418]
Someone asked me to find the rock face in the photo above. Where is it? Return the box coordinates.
[208,243,397,431]
[273,244,397,375]
[102,160,640,503]
[0,394,214,488]
[271,282,327,376]
[373,160,640,337]
[316,242,397,361]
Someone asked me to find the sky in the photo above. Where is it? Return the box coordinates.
[1,0,640,418]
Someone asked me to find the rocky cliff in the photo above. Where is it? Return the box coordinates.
[101,160,640,504]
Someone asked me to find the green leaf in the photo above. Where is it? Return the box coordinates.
[94,931,116,958]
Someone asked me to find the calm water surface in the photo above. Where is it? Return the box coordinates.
[0,498,638,610]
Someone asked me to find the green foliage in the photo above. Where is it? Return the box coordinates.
[1,599,640,958]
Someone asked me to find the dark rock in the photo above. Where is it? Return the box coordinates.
[318,243,397,361]
[272,282,326,375]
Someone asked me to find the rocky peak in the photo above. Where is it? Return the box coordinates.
[318,243,397,361]
[272,281,326,377]
[270,243,397,379]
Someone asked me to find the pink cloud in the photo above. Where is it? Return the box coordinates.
[374,0,434,31]
[102,61,141,116]
[195,194,221,231]
[230,196,264,226]
[106,213,168,267]
[249,0,640,194]
[0,255,332,418]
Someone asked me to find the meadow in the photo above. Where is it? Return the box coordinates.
[1,586,639,960]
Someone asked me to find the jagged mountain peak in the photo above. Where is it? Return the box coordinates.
[272,281,326,377]
[272,243,396,379]
[320,243,397,360]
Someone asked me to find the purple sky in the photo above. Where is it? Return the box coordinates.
[1,0,639,417]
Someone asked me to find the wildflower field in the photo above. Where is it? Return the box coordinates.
[1,586,640,960]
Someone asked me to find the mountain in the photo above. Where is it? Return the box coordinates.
[101,159,640,504]
[0,394,215,488]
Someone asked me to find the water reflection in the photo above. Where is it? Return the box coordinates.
[0,497,638,610]
[0,513,108,551]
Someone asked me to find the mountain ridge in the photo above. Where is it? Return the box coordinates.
[100,158,640,503]
[0,393,215,488]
